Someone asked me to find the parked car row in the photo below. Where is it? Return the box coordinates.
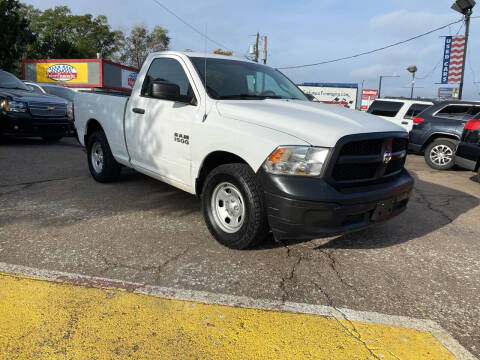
[367,98,480,179]
[0,70,74,141]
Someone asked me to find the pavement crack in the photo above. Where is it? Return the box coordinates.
[314,283,381,360]
[0,175,84,191]
[413,188,454,223]
[318,249,359,294]
[279,245,302,302]
[156,246,191,274]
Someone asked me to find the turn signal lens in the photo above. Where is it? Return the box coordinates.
[268,148,287,162]
[264,146,330,177]
[413,117,424,124]
[464,118,480,130]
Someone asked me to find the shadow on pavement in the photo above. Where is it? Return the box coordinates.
[256,175,478,250]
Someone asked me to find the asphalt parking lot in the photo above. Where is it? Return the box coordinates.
[1,137,479,358]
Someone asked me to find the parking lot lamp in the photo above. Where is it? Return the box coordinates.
[451,0,475,100]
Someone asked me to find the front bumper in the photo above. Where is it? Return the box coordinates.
[258,169,414,241]
[1,112,74,137]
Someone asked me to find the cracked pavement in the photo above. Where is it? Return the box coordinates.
[1,137,479,357]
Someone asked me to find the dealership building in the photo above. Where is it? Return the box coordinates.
[22,59,139,92]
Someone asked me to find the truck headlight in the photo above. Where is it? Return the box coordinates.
[67,102,74,121]
[264,146,330,176]
[4,100,27,113]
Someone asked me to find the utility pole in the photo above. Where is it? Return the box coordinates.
[263,36,267,64]
[459,8,472,100]
[378,74,400,98]
[254,32,260,62]
[378,76,383,98]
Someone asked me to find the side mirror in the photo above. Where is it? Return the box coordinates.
[151,80,181,101]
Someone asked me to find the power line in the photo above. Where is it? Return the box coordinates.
[150,0,232,51]
[278,19,464,70]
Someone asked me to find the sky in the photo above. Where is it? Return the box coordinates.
[23,0,480,100]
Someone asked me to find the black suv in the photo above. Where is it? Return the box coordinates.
[409,101,480,170]
[0,70,73,141]
[455,117,480,179]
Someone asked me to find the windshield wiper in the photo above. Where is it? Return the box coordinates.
[218,94,283,100]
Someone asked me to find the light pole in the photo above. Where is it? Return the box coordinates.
[451,0,476,100]
[378,75,400,98]
[406,65,418,99]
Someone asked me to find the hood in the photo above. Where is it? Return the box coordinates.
[0,88,68,105]
[216,99,405,146]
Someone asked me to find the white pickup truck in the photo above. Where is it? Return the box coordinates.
[75,51,414,249]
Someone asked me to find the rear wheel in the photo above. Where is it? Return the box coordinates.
[424,139,456,170]
[201,163,269,249]
[87,131,121,182]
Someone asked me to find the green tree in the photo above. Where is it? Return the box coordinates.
[22,5,117,59]
[112,25,170,69]
[0,0,35,73]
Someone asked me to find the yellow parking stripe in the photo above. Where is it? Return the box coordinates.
[0,272,456,359]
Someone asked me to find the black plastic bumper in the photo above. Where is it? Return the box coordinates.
[0,113,74,137]
[258,169,414,241]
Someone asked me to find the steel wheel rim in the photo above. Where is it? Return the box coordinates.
[91,142,104,173]
[211,182,245,233]
[430,144,453,166]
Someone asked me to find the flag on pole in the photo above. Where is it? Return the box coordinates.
[441,36,465,84]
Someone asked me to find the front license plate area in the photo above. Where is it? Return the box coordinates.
[371,198,395,221]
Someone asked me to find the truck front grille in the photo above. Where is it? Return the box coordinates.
[28,102,67,117]
[326,133,408,187]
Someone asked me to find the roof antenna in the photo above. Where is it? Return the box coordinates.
[202,23,208,122]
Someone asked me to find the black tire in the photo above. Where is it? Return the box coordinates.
[201,163,269,249]
[424,139,457,170]
[86,131,121,183]
[42,135,63,142]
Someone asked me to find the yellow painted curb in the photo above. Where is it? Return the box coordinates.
[0,272,456,359]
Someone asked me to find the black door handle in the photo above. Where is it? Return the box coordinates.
[132,108,145,114]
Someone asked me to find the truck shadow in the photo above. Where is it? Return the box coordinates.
[258,175,479,250]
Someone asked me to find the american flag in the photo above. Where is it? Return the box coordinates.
[441,36,465,84]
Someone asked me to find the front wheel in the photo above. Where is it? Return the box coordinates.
[201,163,269,249]
[424,139,456,170]
[87,131,121,182]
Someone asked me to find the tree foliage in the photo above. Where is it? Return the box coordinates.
[1,2,171,75]
[213,49,232,56]
[21,5,117,59]
[112,25,170,69]
[0,0,35,73]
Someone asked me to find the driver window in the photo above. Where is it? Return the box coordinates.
[141,58,193,98]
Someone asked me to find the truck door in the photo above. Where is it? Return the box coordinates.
[125,56,199,187]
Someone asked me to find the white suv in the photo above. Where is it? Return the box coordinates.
[367,98,433,132]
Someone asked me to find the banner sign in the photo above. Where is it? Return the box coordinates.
[360,89,378,111]
[121,69,138,89]
[438,87,459,99]
[441,36,465,84]
[36,62,88,84]
[298,83,358,109]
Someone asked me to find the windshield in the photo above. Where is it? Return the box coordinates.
[43,86,75,102]
[190,57,308,101]
[0,71,30,91]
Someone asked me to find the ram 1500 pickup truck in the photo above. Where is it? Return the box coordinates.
[75,51,414,249]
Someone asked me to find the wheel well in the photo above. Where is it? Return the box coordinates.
[195,151,248,196]
[84,119,104,144]
[422,134,459,150]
